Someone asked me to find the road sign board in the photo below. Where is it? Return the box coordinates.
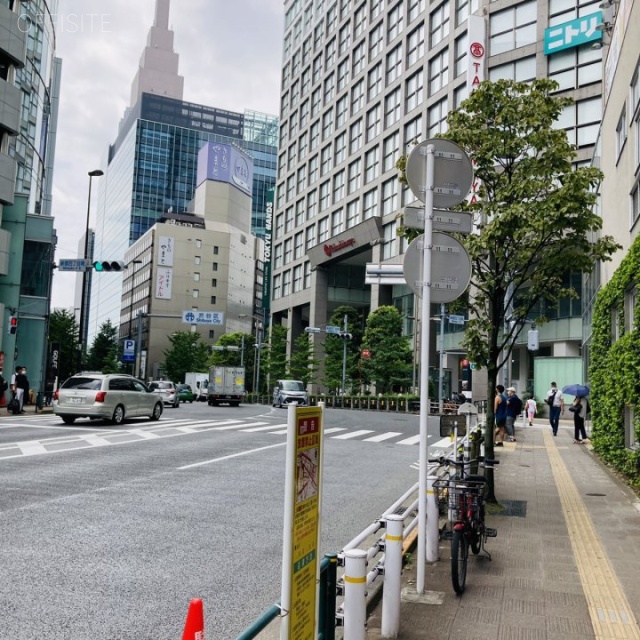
[403,233,472,303]
[325,325,341,334]
[403,207,473,234]
[182,310,225,325]
[58,258,91,271]
[405,139,474,208]
[448,314,466,325]
[122,339,135,363]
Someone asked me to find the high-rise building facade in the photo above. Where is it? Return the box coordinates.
[273,0,604,395]
[0,0,60,393]
[87,0,278,344]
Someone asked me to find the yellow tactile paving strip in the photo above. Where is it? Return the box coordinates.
[543,429,640,639]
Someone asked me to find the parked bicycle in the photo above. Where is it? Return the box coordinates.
[431,456,499,594]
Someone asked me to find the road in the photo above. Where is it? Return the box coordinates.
[0,402,435,639]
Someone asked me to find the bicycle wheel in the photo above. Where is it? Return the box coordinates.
[470,524,482,555]
[451,529,469,594]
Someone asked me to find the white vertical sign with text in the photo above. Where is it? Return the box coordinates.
[158,236,175,266]
[155,268,173,299]
[467,14,486,207]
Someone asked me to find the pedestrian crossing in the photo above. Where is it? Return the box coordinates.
[0,415,431,460]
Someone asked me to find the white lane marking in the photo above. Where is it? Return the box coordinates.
[323,428,347,434]
[128,429,161,440]
[82,434,114,447]
[242,425,286,432]
[17,441,48,455]
[363,432,403,442]
[331,430,374,440]
[178,442,286,469]
[211,421,268,431]
[396,435,421,445]
[270,429,288,435]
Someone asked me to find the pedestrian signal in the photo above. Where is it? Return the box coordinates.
[93,261,125,272]
[8,315,17,335]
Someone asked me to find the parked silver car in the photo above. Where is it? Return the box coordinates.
[53,373,164,425]
[148,380,180,408]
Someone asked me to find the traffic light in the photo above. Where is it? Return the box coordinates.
[93,261,125,272]
[8,314,17,335]
[340,332,353,340]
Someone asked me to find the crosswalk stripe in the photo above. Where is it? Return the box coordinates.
[331,429,374,440]
[396,435,421,445]
[211,421,267,431]
[242,425,284,432]
[323,427,348,434]
[363,431,403,442]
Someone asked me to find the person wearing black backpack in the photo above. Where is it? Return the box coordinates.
[505,387,523,442]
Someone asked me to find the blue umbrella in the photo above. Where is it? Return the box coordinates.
[562,384,590,397]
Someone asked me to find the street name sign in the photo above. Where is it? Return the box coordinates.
[182,310,225,325]
[325,325,341,334]
[58,258,91,271]
[448,314,466,325]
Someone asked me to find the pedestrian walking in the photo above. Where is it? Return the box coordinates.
[505,387,522,442]
[546,381,564,436]
[525,396,537,426]
[570,396,588,443]
[14,366,29,413]
[494,384,507,447]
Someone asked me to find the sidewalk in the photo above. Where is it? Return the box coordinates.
[367,418,640,640]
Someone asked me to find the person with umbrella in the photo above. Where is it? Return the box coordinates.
[562,385,590,444]
[545,381,565,436]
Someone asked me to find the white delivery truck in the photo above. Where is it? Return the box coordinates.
[184,372,209,402]
[207,366,245,407]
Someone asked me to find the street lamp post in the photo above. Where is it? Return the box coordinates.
[127,259,142,374]
[77,169,104,371]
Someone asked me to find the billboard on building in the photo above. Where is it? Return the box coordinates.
[196,142,254,196]
[155,268,173,299]
[467,15,486,93]
[543,12,603,56]
[262,188,274,312]
[158,236,175,266]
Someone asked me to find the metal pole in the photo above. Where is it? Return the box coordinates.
[341,314,348,395]
[135,312,143,378]
[381,514,404,638]
[417,144,435,594]
[438,304,445,414]
[240,334,245,368]
[342,549,367,640]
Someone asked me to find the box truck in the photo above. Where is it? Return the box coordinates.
[184,372,209,402]
[207,366,245,407]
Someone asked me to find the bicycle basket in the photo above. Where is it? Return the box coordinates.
[434,478,485,521]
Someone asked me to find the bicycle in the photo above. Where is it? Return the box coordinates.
[431,456,499,595]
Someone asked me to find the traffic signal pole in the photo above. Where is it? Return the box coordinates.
[341,314,348,395]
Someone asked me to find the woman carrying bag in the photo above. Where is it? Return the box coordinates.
[570,396,588,444]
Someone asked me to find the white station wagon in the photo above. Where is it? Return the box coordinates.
[53,373,164,425]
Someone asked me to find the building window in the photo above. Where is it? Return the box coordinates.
[625,287,637,333]
[388,2,404,41]
[384,88,401,127]
[313,53,323,83]
[284,238,293,264]
[368,63,383,99]
[337,59,350,91]
[209,330,216,339]
[296,199,305,225]
[210,295,217,304]
[430,1,450,46]
[310,121,320,150]
[383,220,397,259]
[319,216,330,242]
[365,146,380,183]
[428,97,448,137]
[321,145,332,175]
[324,73,335,104]
[456,0,478,26]
[350,118,364,153]
[616,105,627,160]
[293,265,303,292]
[353,40,367,76]
[348,158,362,193]
[195,239,202,248]
[363,188,378,219]
[386,44,403,84]
[297,166,307,192]
[355,3,367,37]
[192,289,199,298]
[333,170,345,203]
[306,224,317,249]
[409,0,426,23]
[309,155,319,184]
[429,48,449,94]
[546,47,601,91]
[307,189,318,219]
[326,37,337,68]
[273,274,282,299]
[382,178,398,215]
[275,244,283,268]
[194,272,200,282]
[336,95,348,127]
[285,206,294,232]
[405,71,423,113]
[335,131,347,164]
[369,22,384,60]
[347,199,361,228]
[454,33,467,78]
[322,108,334,139]
[490,1,536,55]
[339,23,351,54]
[312,87,322,117]
[351,79,365,114]
[383,132,400,172]
[294,232,304,259]
[211,278,217,287]
[194,256,201,265]
[304,261,312,289]
[404,116,422,149]
[332,208,344,235]
[275,213,284,238]
[212,262,218,271]
[407,24,424,68]
[320,180,331,210]
[490,56,536,83]
[631,181,640,228]
[366,103,382,141]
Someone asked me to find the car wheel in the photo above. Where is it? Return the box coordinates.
[61,416,76,425]
[150,402,163,421]
[111,404,125,425]
[174,400,180,408]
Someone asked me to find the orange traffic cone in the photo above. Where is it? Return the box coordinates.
[182,598,204,640]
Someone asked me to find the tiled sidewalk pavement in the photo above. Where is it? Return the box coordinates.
[367,419,640,640]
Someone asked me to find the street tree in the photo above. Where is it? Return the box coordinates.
[264,324,288,392]
[85,320,119,373]
[322,305,363,393]
[48,309,79,382]
[162,332,209,383]
[289,332,319,387]
[399,79,619,499]
[360,306,412,394]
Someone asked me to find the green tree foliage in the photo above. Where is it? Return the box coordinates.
[323,305,363,393]
[361,306,412,394]
[162,332,209,383]
[85,320,119,373]
[289,332,319,386]
[264,324,288,392]
[398,79,620,497]
[48,309,80,381]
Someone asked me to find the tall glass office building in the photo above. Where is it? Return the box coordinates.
[0,0,60,393]
[88,1,278,342]
[273,0,603,395]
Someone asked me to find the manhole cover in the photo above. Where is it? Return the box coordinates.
[499,500,527,517]
[586,493,606,497]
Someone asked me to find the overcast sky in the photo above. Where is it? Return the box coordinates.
[50,0,284,309]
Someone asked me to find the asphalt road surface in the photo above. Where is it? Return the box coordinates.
[0,402,437,639]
